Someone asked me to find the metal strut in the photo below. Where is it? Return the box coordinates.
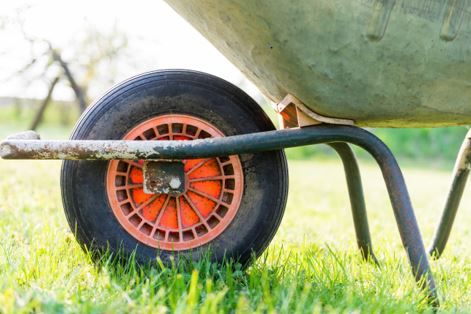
[328,143,378,264]
[0,125,438,304]
[429,129,471,258]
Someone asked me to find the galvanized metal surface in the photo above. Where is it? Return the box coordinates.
[164,0,471,127]
[429,129,471,258]
[0,125,438,303]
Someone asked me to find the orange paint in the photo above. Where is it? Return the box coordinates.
[131,188,152,205]
[129,167,143,184]
[188,159,221,179]
[159,198,178,229]
[179,196,200,227]
[106,114,243,250]
[142,194,167,221]
[187,191,217,218]
[190,181,222,198]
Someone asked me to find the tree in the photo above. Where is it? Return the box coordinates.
[2,12,128,130]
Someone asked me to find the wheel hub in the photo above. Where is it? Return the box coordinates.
[143,161,186,195]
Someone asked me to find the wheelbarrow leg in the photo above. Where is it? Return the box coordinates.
[328,143,378,264]
[428,129,471,258]
[346,131,438,305]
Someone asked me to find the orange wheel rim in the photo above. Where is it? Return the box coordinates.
[106,115,244,250]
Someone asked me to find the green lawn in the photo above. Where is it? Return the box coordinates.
[1,142,471,313]
[0,113,470,313]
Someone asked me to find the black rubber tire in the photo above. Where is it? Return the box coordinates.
[61,70,289,265]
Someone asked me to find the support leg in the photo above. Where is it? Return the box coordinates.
[429,129,471,258]
[344,130,438,305]
[328,143,378,264]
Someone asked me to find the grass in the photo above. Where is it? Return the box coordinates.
[1,109,471,312]
[2,138,471,313]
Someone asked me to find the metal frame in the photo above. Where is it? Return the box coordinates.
[328,143,378,264]
[0,124,438,303]
[429,129,471,258]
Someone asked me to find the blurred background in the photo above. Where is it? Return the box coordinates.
[0,0,468,164]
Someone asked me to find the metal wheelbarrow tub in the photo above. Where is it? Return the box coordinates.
[164,0,471,127]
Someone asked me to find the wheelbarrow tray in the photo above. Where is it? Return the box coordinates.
[164,0,471,127]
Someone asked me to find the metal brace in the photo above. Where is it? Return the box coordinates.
[275,94,354,128]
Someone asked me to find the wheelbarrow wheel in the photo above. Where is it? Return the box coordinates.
[61,70,288,265]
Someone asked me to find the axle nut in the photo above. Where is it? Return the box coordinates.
[169,177,181,189]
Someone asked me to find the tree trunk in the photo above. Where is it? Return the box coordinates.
[51,49,87,113]
[30,76,60,130]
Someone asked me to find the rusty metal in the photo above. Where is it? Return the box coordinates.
[429,129,471,258]
[143,161,185,195]
[0,124,438,303]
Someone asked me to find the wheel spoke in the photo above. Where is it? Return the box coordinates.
[194,128,202,138]
[176,196,183,237]
[118,199,130,206]
[183,193,210,229]
[150,195,171,237]
[186,158,211,175]
[137,219,146,230]
[126,160,143,169]
[188,187,230,207]
[168,123,173,140]
[116,183,143,191]
[220,159,233,166]
[126,194,159,217]
[155,195,171,225]
[189,175,234,183]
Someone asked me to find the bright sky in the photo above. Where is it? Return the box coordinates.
[0,0,262,102]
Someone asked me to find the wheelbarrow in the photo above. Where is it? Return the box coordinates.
[2,0,471,305]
